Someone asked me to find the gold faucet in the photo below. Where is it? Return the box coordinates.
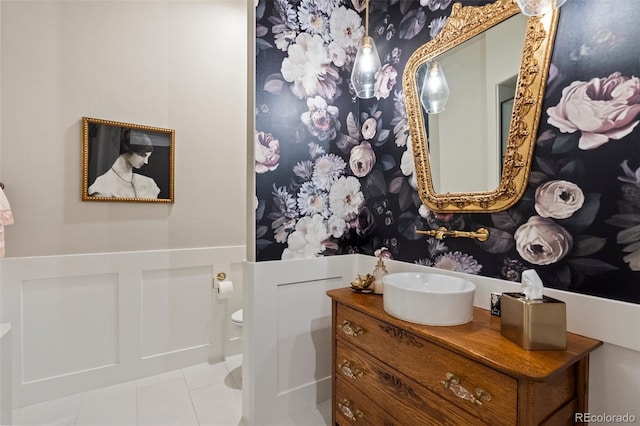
[416,227,489,242]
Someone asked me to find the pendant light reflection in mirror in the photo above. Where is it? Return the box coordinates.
[420,61,450,114]
[351,0,382,99]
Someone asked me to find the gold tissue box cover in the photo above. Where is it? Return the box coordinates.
[500,292,566,350]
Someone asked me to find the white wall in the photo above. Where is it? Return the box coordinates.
[0,0,250,411]
[430,13,526,194]
[0,0,247,257]
[433,36,488,193]
[484,13,527,188]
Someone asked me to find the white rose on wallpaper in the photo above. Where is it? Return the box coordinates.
[534,180,585,219]
[281,214,330,259]
[328,41,347,67]
[255,131,280,173]
[349,141,376,177]
[374,64,398,100]
[329,176,365,221]
[547,72,640,150]
[514,216,573,265]
[281,33,340,100]
[330,6,364,48]
[300,96,340,141]
[328,214,348,238]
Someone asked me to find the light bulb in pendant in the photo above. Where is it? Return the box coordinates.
[350,0,381,99]
[351,36,382,99]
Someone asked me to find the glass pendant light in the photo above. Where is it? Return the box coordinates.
[420,61,450,114]
[351,0,381,99]
[515,0,567,16]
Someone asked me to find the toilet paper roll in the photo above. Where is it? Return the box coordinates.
[216,280,234,299]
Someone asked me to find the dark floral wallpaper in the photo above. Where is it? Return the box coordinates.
[254,0,640,304]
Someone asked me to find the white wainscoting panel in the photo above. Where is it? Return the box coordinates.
[243,255,358,425]
[141,266,215,359]
[276,277,339,395]
[0,246,245,407]
[22,273,119,383]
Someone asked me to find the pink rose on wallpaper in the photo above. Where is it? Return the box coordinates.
[374,64,398,100]
[514,216,573,265]
[255,131,280,173]
[349,141,376,177]
[534,180,585,219]
[547,72,640,150]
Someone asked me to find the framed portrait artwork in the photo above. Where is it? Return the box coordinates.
[82,117,175,203]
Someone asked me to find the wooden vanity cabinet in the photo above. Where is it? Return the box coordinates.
[327,288,602,426]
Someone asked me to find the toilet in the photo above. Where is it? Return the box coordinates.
[231,309,243,328]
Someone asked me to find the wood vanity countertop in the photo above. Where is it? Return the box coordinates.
[327,287,602,381]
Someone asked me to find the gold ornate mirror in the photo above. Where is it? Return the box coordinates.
[403,0,559,213]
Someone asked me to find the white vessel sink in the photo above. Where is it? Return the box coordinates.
[383,272,476,326]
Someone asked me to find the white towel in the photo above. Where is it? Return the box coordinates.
[0,187,14,257]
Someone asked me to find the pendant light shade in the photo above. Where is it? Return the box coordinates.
[351,36,382,99]
[351,0,381,99]
[420,61,449,114]
[515,0,567,16]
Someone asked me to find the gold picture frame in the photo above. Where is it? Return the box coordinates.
[82,117,175,203]
[402,0,559,212]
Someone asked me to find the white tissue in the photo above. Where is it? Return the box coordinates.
[216,280,234,300]
[521,269,544,300]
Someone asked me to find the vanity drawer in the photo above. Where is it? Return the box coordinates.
[335,304,517,424]
[336,340,484,425]
[335,377,398,426]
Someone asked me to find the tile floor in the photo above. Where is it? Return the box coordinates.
[11,355,331,426]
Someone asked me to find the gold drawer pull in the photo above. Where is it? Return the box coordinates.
[339,360,364,380]
[341,320,363,337]
[338,398,364,422]
[441,372,492,406]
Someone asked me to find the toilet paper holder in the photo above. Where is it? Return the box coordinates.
[214,272,234,300]
[214,272,226,289]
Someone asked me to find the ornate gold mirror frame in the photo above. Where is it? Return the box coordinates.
[403,0,559,213]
